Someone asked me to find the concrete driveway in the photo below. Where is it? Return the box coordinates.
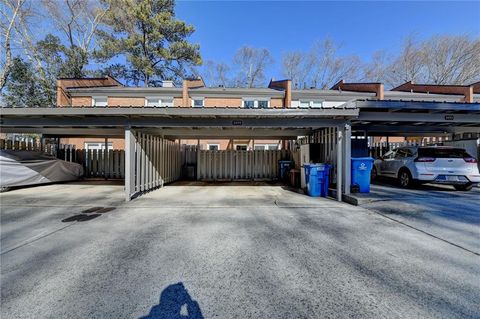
[350,181,480,255]
[1,182,479,318]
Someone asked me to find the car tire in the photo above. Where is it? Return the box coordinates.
[371,166,378,180]
[454,183,473,191]
[398,169,413,188]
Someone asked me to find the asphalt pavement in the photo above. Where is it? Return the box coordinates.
[1,182,479,318]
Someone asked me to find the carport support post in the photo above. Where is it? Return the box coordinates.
[336,127,343,202]
[125,129,136,202]
[104,137,108,180]
[343,123,351,195]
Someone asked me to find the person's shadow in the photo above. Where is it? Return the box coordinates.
[139,282,204,319]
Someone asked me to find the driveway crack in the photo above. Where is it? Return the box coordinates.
[365,207,480,257]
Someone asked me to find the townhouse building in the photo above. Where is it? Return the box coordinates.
[2,75,478,201]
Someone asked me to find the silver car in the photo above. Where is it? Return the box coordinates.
[372,146,480,191]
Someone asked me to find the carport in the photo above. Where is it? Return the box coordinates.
[0,106,358,201]
[352,100,480,137]
[348,99,480,195]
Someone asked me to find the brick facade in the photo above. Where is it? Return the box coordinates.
[71,96,92,106]
[108,97,145,107]
[60,137,125,149]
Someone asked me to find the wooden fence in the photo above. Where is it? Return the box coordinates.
[0,139,125,179]
[58,147,125,179]
[125,131,182,199]
[197,149,292,181]
[0,138,57,154]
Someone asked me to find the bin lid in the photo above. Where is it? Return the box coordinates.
[310,163,330,167]
[351,157,374,162]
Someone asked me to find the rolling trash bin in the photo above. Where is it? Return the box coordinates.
[279,160,293,180]
[351,157,374,193]
[304,164,331,197]
[290,169,300,188]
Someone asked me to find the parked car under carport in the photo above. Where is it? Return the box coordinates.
[0,150,83,192]
[371,146,480,191]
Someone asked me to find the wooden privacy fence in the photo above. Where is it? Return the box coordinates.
[0,138,57,154]
[59,147,125,179]
[1,139,125,179]
[127,132,182,196]
[197,149,292,181]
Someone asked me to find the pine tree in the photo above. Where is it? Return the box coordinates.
[2,58,49,107]
[96,0,202,86]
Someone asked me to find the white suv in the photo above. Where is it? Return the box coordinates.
[372,146,480,191]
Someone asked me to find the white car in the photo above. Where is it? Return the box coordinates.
[371,146,480,191]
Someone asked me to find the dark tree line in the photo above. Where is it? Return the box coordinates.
[1,0,201,106]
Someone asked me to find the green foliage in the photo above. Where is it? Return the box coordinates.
[1,57,48,107]
[1,34,80,106]
[96,0,201,86]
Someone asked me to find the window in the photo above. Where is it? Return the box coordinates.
[418,148,471,159]
[162,98,174,107]
[254,144,279,150]
[192,99,204,107]
[383,150,396,160]
[243,99,270,109]
[257,100,269,109]
[92,96,108,107]
[146,97,174,107]
[84,142,113,151]
[395,148,408,159]
[208,144,219,151]
[299,100,323,108]
[236,145,247,151]
[146,97,160,107]
[299,100,310,108]
[243,100,255,109]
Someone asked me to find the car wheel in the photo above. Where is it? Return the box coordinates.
[398,169,413,188]
[371,166,378,180]
[0,187,10,193]
[454,183,473,191]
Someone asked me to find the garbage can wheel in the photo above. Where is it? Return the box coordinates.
[371,166,378,181]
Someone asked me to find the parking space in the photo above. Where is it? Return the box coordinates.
[1,182,479,318]
[347,180,480,254]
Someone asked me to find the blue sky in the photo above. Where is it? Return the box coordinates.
[175,1,480,79]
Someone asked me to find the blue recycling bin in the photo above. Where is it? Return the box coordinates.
[351,157,374,193]
[304,164,331,197]
[279,160,293,180]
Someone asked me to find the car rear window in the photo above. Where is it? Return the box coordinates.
[418,148,470,158]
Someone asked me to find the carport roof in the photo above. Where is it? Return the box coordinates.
[0,105,358,139]
[353,99,480,136]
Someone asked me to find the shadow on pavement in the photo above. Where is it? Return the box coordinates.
[61,214,101,222]
[139,282,204,319]
[371,178,456,192]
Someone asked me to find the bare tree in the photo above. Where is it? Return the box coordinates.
[307,39,361,89]
[281,39,362,89]
[386,35,426,87]
[361,50,390,83]
[0,0,26,90]
[202,60,230,87]
[422,35,480,85]
[41,0,106,76]
[233,46,273,88]
[282,51,310,89]
[363,35,480,88]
